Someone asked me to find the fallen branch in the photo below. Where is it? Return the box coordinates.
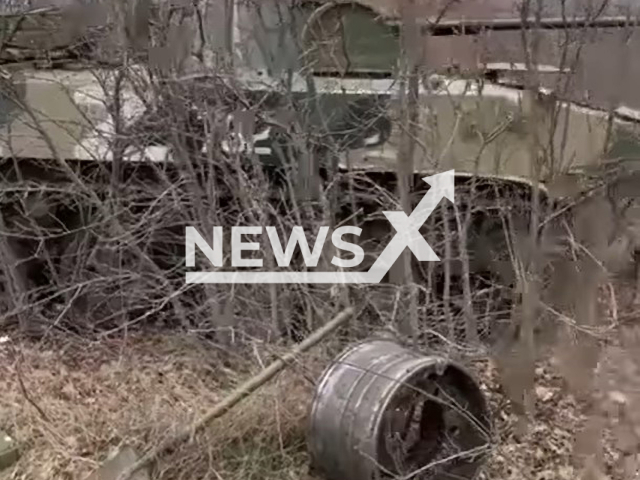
[116,306,354,480]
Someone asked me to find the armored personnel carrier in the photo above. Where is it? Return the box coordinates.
[1,1,639,340]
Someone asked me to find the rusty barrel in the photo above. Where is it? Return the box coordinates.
[308,339,492,480]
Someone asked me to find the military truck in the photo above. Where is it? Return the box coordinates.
[1,1,639,340]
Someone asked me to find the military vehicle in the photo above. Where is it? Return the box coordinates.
[1,1,639,340]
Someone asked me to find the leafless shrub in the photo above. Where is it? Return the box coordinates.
[3,0,640,479]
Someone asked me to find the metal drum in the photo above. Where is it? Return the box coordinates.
[308,339,492,480]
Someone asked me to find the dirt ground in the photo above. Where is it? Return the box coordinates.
[0,309,638,480]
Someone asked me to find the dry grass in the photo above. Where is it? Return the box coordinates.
[1,301,640,480]
[0,333,322,480]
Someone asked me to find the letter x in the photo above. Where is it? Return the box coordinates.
[364,172,454,282]
[383,211,438,261]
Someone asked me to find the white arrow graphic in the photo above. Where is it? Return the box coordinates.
[186,170,455,284]
[364,169,455,283]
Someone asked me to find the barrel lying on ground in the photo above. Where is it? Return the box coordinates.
[308,339,492,480]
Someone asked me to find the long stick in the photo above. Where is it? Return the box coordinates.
[116,307,354,480]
